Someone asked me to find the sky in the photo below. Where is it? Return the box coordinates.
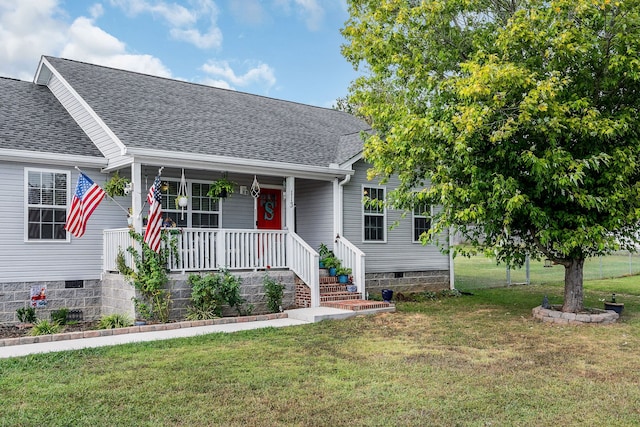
[0,0,361,108]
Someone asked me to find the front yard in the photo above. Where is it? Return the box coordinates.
[1,279,638,426]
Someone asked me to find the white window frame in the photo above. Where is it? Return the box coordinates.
[412,204,434,244]
[362,185,386,243]
[158,178,221,228]
[24,168,70,242]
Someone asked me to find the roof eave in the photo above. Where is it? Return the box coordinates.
[122,148,354,181]
[0,148,107,168]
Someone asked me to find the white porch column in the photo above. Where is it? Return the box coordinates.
[285,176,295,231]
[131,161,143,233]
[332,178,340,242]
[285,176,295,269]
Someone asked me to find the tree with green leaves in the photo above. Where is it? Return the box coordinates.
[342,0,640,312]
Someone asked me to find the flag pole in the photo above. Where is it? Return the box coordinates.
[137,167,165,218]
[74,166,130,215]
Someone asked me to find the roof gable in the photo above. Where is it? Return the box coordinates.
[43,56,369,167]
[0,77,101,158]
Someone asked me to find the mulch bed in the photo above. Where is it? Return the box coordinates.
[0,322,98,339]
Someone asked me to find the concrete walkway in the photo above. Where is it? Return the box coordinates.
[0,316,309,359]
[0,305,394,359]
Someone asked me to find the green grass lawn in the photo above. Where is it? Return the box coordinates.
[455,251,640,289]
[1,279,639,426]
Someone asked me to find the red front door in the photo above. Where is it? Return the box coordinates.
[257,188,282,230]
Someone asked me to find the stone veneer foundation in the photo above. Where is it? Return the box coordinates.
[532,305,619,325]
[1,271,295,325]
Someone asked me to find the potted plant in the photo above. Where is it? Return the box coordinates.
[207,176,236,201]
[604,293,624,315]
[318,243,332,268]
[323,256,340,276]
[104,171,131,197]
[336,267,352,284]
[175,195,188,208]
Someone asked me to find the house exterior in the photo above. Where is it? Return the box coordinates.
[0,56,451,323]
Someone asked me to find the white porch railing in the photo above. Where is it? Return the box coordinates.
[103,228,337,308]
[334,235,366,299]
[288,232,320,307]
[103,228,134,272]
[104,228,289,273]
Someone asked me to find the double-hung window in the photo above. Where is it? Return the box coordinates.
[26,168,69,241]
[363,186,385,242]
[159,180,220,228]
[413,204,432,243]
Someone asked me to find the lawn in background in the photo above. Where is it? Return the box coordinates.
[455,250,640,290]
[1,279,639,426]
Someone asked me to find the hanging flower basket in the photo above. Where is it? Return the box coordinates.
[207,177,236,201]
[175,195,188,208]
[104,171,131,197]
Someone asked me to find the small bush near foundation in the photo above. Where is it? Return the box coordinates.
[16,307,37,323]
[98,313,133,329]
[187,269,249,319]
[263,274,284,313]
[29,320,62,336]
[51,308,70,325]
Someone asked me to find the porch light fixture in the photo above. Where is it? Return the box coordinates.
[251,175,260,199]
[160,181,169,192]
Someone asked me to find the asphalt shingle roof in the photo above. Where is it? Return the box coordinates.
[0,76,101,157]
[46,56,370,166]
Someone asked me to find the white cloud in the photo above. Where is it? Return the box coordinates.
[228,0,266,25]
[274,0,324,31]
[201,60,276,90]
[170,26,222,49]
[0,0,68,80]
[109,0,222,49]
[0,1,173,81]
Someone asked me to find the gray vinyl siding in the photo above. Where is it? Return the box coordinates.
[295,179,334,251]
[47,74,121,159]
[342,160,449,273]
[0,162,126,283]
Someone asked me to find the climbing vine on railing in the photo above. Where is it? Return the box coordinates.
[117,230,179,323]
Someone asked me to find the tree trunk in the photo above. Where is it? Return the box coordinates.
[562,258,585,312]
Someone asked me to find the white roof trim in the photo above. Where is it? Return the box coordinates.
[34,57,128,156]
[123,148,355,181]
[0,149,107,167]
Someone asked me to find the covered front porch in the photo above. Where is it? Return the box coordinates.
[100,157,367,308]
[103,226,367,309]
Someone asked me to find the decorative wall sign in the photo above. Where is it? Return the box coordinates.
[30,285,47,308]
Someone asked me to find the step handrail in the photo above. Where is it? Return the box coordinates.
[333,235,366,298]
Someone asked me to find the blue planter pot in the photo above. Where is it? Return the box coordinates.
[338,274,349,284]
[381,289,393,302]
[329,267,337,276]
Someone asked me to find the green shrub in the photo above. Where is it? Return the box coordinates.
[187,269,249,319]
[16,306,36,323]
[29,319,62,336]
[98,313,132,329]
[50,308,69,325]
[263,274,285,313]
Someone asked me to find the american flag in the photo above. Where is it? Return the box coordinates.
[143,175,163,252]
[65,172,106,238]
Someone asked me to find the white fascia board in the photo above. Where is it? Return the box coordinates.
[102,156,134,172]
[339,152,364,169]
[125,148,355,181]
[0,149,107,168]
[35,57,128,156]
